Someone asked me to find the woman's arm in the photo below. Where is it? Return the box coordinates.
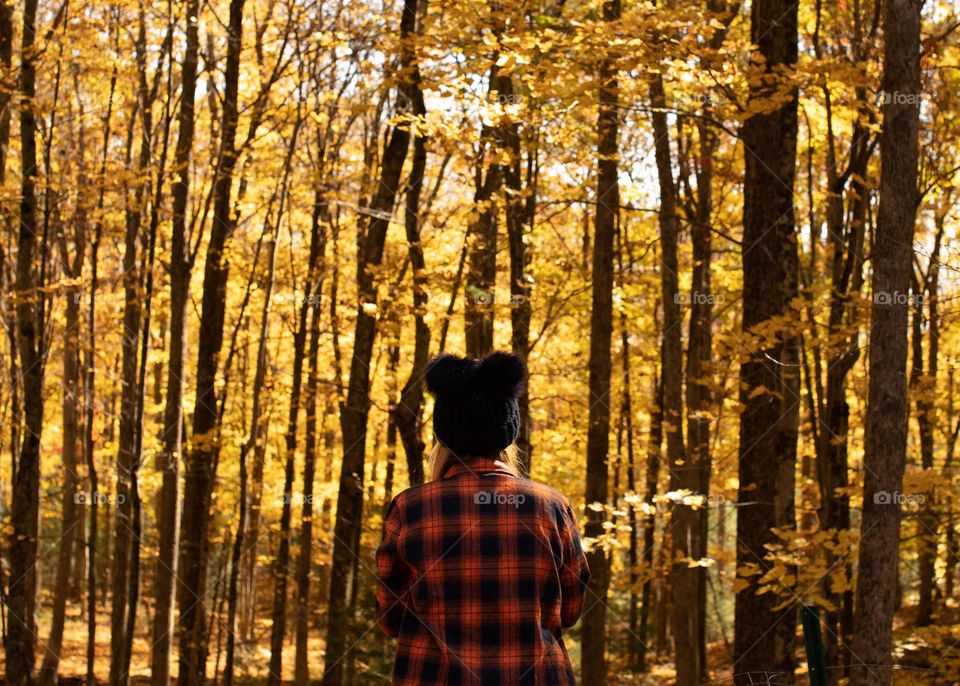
[376,497,409,637]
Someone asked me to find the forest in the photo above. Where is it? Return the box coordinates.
[0,0,954,683]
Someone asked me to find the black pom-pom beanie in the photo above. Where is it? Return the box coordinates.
[424,351,526,457]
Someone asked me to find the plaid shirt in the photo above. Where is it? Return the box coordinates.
[376,458,591,685]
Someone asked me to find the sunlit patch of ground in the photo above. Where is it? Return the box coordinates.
[32,601,331,684]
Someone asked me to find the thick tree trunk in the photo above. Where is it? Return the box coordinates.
[581,2,620,680]
[848,2,921,684]
[177,2,245,684]
[733,0,800,682]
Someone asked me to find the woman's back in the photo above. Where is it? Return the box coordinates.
[377,457,589,686]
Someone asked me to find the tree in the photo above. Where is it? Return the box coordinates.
[6,1,44,684]
[733,0,800,681]
[849,1,922,684]
[581,0,621,680]
[177,1,245,683]
[150,2,199,685]
[322,2,418,683]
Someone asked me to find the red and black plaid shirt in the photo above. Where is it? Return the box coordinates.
[376,457,591,685]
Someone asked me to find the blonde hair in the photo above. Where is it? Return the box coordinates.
[429,442,523,481]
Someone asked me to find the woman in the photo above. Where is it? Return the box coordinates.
[376,351,591,685]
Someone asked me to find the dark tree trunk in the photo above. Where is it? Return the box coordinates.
[638,359,663,672]
[151,3,200,685]
[581,1,620,680]
[849,2,921,684]
[322,4,416,685]
[265,112,311,686]
[38,84,89,686]
[650,68,698,686]
[392,27,429,486]
[177,2,245,684]
[224,223,277,686]
[914,219,942,626]
[6,1,44,683]
[687,116,715,681]
[85,61,118,686]
[733,0,800,682]
[295,218,325,684]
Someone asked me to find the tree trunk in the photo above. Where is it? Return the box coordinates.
[294,201,326,683]
[581,2,620,680]
[734,0,800,682]
[848,2,921,684]
[650,67,699,686]
[265,111,311,686]
[688,115,715,680]
[109,108,148,686]
[151,3,199,686]
[177,1,245,683]
[392,31,429,486]
[224,221,278,686]
[914,218,942,626]
[638,359,663,672]
[6,1,44,682]
[322,4,416,685]
[38,98,88,686]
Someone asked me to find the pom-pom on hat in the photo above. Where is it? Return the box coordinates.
[425,351,526,457]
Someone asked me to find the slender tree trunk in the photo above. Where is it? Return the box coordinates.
[849,2,921,684]
[225,221,278,686]
[6,1,44,682]
[110,112,148,686]
[38,108,88,686]
[638,360,663,672]
[615,224,640,669]
[85,58,118,685]
[392,32,429,485]
[266,111,311,686]
[914,219,942,626]
[581,2,620,680]
[734,0,800,682]
[689,116,715,679]
[177,1,245,684]
[151,3,200,686]
[650,66,698,686]
[294,210,326,684]
[322,4,416,684]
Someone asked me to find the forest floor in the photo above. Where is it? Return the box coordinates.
[17,603,960,684]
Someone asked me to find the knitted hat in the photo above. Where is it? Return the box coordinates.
[425,351,526,457]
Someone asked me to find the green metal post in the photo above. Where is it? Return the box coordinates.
[801,605,828,686]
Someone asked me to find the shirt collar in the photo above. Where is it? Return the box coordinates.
[442,457,517,479]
